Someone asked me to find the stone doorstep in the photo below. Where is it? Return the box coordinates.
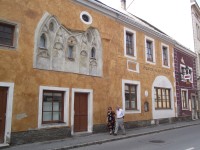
[0,143,9,149]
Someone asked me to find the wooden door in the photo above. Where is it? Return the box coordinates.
[0,87,7,143]
[74,93,88,132]
[191,95,197,120]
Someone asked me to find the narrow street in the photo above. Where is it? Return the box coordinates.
[74,124,200,150]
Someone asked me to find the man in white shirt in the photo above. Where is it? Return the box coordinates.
[114,105,126,135]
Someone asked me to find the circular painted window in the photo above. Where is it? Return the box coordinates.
[80,11,92,25]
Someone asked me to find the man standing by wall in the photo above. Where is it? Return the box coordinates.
[114,105,126,135]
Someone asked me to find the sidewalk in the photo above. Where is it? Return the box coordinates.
[3,120,200,150]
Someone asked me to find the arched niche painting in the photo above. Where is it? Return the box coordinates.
[34,12,102,76]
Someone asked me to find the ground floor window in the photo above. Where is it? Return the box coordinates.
[42,91,64,124]
[122,80,141,113]
[181,89,188,109]
[125,84,137,110]
[38,86,69,128]
[154,87,171,109]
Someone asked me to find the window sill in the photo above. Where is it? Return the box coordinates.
[155,108,172,110]
[125,54,137,60]
[67,57,75,61]
[125,109,141,114]
[90,57,96,60]
[39,47,48,50]
[39,122,67,129]
[0,44,16,50]
[146,60,156,65]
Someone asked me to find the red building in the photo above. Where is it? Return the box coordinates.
[174,43,198,119]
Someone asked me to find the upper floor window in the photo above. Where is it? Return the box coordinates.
[68,45,73,59]
[154,87,171,109]
[180,64,193,83]
[124,27,136,59]
[0,22,15,47]
[39,33,46,49]
[80,11,93,25]
[145,36,155,64]
[162,44,169,67]
[126,32,134,56]
[146,40,153,61]
[91,47,96,59]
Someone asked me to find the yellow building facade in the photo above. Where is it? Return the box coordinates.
[0,0,176,145]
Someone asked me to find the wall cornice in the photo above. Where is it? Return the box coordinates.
[74,0,175,45]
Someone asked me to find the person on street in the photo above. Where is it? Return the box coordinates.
[107,106,115,135]
[114,105,126,135]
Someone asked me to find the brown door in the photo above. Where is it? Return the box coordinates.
[74,93,88,132]
[0,87,7,143]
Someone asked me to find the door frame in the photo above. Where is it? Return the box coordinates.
[0,82,14,146]
[191,93,198,120]
[71,88,93,135]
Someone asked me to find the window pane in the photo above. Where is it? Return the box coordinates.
[43,96,52,102]
[131,101,135,109]
[43,102,52,111]
[53,112,61,121]
[43,112,52,121]
[53,102,60,111]
[125,84,129,91]
[125,101,129,109]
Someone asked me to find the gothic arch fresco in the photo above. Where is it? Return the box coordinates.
[34,12,102,76]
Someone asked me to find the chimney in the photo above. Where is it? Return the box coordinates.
[121,0,126,10]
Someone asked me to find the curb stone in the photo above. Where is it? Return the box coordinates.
[52,122,200,150]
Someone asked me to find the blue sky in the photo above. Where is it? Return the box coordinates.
[99,0,194,51]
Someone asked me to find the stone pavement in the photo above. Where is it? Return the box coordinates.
[2,120,200,150]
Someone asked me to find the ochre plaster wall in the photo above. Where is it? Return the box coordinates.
[0,0,175,132]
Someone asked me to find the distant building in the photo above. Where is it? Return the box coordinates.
[191,0,200,117]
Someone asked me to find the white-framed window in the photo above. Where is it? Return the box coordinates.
[0,20,19,50]
[145,36,155,64]
[181,89,189,110]
[161,43,170,68]
[180,64,193,83]
[38,86,69,128]
[154,87,171,109]
[124,27,137,59]
[122,79,141,114]
[80,11,92,25]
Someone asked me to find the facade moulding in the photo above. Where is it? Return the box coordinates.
[175,42,197,58]
[74,0,175,45]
